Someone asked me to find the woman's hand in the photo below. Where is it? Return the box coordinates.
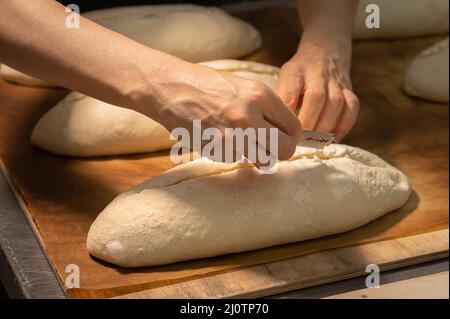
[141,59,303,162]
[277,39,359,142]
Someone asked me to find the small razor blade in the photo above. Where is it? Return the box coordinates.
[297,130,334,149]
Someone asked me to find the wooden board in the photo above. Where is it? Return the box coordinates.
[0,6,448,299]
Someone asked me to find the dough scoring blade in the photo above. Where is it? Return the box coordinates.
[297,130,334,148]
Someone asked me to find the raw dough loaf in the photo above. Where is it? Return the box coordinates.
[87,144,412,267]
[31,92,174,156]
[353,0,449,40]
[31,60,280,157]
[200,59,279,91]
[404,38,449,103]
[1,5,261,87]
[83,5,262,63]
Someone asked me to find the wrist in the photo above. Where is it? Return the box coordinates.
[123,53,184,122]
[296,32,353,75]
[298,31,352,71]
[300,29,352,52]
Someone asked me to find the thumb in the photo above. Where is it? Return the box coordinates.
[276,64,304,112]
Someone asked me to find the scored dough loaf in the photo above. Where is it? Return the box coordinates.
[30,60,280,157]
[353,0,449,40]
[404,38,449,103]
[1,5,261,87]
[87,144,412,267]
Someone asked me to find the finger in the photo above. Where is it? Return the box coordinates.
[218,120,271,165]
[256,117,297,161]
[333,89,360,142]
[298,76,327,130]
[232,117,296,167]
[294,95,304,116]
[276,63,305,111]
[263,92,303,140]
[315,81,345,132]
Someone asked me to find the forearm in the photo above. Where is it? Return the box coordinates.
[297,0,357,49]
[0,0,177,118]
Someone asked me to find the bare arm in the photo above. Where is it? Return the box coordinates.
[0,0,172,113]
[0,0,301,161]
[277,0,359,142]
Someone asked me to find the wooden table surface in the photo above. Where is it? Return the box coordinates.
[1,170,448,298]
[326,271,449,299]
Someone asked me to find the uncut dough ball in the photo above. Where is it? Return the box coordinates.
[31,92,175,157]
[31,60,279,157]
[404,38,449,103]
[84,4,262,63]
[199,59,279,91]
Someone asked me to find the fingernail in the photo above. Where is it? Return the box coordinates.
[333,131,343,143]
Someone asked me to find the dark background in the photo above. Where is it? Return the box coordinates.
[59,0,261,13]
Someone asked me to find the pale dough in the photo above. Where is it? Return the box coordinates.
[83,4,262,63]
[87,144,412,267]
[404,38,449,103]
[31,60,280,156]
[31,92,174,156]
[1,4,261,87]
[353,0,449,40]
[0,64,58,88]
[200,59,279,91]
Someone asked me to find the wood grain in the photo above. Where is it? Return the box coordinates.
[111,230,448,299]
[274,258,449,299]
[0,5,448,299]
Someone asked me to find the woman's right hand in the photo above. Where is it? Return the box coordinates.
[139,59,303,163]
